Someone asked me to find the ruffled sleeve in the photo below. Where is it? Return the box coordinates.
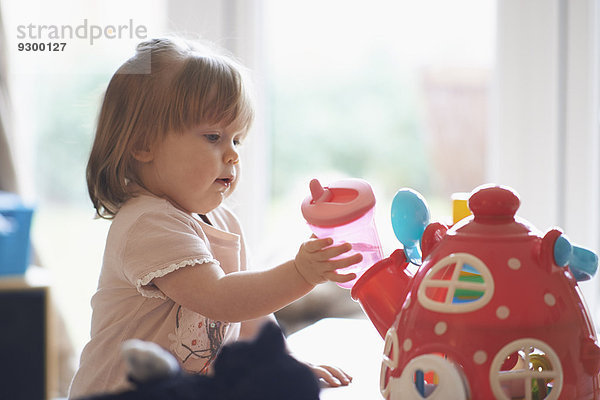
[123,210,217,299]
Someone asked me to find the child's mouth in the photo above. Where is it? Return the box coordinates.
[216,178,233,187]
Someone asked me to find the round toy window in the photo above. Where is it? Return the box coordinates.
[380,327,400,399]
[385,354,469,400]
[417,253,494,313]
[489,338,562,400]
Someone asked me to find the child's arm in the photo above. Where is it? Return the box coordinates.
[153,237,361,323]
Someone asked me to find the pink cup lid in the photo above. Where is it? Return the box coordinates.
[301,178,376,227]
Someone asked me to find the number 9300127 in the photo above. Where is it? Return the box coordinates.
[17,42,67,51]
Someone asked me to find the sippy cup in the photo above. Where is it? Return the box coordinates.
[301,178,384,289]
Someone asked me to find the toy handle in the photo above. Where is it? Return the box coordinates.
[404,246,422,266]
[553,235,598,281]
[570,246,598,281]
[390,189,430,265]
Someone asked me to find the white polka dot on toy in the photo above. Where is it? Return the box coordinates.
[496,306,510,319]
[434,321,447,336]
[544,293,556,306]
[403,338,412,351]
[507,258,521,270]
[473,350,487,364]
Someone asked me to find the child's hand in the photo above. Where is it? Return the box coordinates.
[305,361,353,387]
[293,237,362,285]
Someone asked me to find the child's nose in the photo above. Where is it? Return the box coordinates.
[225,147,240,164]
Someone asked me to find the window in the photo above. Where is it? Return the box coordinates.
[418,253,494,313]
[380,326,400,398]
[4,0,598,383]
[384,353,469,399]
[263,0,496,258]
[490,338,562,400]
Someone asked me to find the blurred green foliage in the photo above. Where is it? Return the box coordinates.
[32,50,432,208]
[268,50,431,201]
[33,72,109,206]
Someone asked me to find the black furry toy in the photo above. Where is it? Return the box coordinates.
[78,322,320,400]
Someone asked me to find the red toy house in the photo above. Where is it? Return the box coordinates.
[352,185,600,400]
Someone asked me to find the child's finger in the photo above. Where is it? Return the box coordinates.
[324,271,356,283]
[319,365,352,385]
[328,253,363,269]
[302,237,333,252]
[316,242,353,260]
[311,365,345,387]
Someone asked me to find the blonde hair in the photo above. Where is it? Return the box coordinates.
[87,37,255,218]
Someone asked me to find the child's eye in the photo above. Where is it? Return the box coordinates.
[204,133,221,143]
[233,132,247,147]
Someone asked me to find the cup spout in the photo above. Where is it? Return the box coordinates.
[351,249,414,338]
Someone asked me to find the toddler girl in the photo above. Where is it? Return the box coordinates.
[68,37,360,398]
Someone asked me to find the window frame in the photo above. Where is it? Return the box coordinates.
[492,0,600,319]
[418,253,495,313]
[489,338,563,400]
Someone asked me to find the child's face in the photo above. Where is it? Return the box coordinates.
[135,122,245,214]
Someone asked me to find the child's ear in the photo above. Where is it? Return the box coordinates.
[131,145,154,163]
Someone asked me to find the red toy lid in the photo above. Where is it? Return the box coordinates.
[451,184,537,238]
[468,184,520,220]
[301,178,376,227]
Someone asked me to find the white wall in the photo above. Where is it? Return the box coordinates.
[564,0,600,250]
[490,1,561,229]
[491,0,600,316]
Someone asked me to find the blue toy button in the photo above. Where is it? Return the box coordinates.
[553,235,572,267]
[569,246,598,281]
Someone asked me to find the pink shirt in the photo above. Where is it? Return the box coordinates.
[69,193,246,398]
